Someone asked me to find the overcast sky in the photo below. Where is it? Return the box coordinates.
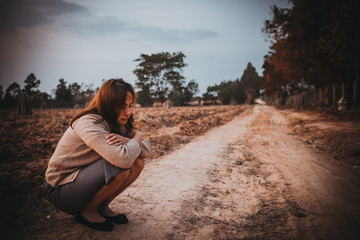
[0,0,291,96]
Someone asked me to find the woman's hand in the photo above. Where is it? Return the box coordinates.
[105,133,130,146]
[133,130,143,146]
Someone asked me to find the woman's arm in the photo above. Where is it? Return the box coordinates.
[106,130,142,146]
[105,130,150,158]
[73,114,141,169]
[139,139,151,158]
[129,129,151,158]
[106,133,130,146]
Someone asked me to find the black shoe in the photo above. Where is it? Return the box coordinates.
[74,213,114,231]
[100,213,129,224]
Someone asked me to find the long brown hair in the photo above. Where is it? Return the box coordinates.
[70,78,136,135]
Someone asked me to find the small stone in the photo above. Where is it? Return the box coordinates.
[235,160,243,165]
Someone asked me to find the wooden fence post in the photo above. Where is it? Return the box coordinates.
[324,87,328,107]
[354,80,358,106]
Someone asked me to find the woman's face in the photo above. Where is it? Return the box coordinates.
[117,91,134,125]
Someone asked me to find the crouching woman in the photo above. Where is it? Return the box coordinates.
[44,79,150,232]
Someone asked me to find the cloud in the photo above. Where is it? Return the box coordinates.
[61,16,218,42]
[60,15,129,37]
[0,0,218,43]
[132,26,218,42]
[0,0,86,32]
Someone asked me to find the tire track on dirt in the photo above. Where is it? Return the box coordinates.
[244,105,360,239]
[173,105,360,239]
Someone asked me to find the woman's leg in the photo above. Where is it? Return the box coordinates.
[81,157,144,221]
[80,169,130,222]
[100,157,145,217]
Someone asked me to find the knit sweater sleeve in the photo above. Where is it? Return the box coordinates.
[72,114,141,169]
[140,139,151,158]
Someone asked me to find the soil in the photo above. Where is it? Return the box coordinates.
[2,105,360,239]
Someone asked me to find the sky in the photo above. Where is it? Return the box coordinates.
[0,0,291,96]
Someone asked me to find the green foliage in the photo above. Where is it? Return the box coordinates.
[202,85,218,101]
[202,92,216,102]
[169,79,199,106]
[136,86,153,107]
[220,82,238,104]
[203,80,237,104]
[239,63,264,103]
[134,52,189,105]
[202,63,262,104]
[216,81,233,104]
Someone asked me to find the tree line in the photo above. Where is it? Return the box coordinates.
[0,52,264,111]
[0,74,98,110]
[202,62,264,105]
[262,0,360,108]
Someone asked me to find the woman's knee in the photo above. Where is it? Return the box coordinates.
[133,157,145,172]
[111,169,130,184]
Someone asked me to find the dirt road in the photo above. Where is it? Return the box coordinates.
[31,105,360,239]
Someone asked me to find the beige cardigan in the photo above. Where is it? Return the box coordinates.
[45,114,151,187]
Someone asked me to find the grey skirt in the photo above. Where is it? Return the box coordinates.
[45,159,127,215]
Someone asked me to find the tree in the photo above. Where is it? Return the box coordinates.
[202,92,217,104]
[55,79,72,107]
[202,80,237,104]
[136,85,153,107]
[81,83,97,107]
[19,73,42,113]
[24,73,41,95]
[68,82,82,106]
[318,0,360,107]
[185,79,199,102]
[3,82,20,108]
[69,82,81,97]
[1,74,48,109]
[218,81,236,104]
[134,52,187,104]
[239,63,264,104]
[202,63,263,105]
[263,0,360,107]
[169,79,199,106]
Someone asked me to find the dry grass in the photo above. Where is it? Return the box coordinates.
[0,105,243,238]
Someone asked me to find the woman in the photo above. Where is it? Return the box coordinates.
[45,79,150,231]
